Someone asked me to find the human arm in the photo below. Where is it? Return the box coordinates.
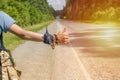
[0,11,68,44]
[8,24,69,44]
[9,24,44,42]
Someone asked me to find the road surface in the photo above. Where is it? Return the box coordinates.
[12,19,120,80]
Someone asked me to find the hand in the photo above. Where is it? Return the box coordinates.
[56,28,69,44]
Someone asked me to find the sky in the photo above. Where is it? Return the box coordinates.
[47,0,66,10]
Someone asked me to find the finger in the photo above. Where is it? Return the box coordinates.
[63,39,69,44]
[64,36,69,39]
[64,39,68,42]
[63,31,69,35]
[64,33,69,37]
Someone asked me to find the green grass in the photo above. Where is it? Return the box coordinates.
[3,21,54,50]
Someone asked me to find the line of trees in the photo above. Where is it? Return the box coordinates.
[61,0,120,22]
[0,0,55,27]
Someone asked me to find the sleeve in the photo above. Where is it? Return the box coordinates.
[0,11,16,33]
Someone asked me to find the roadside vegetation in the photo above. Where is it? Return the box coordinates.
[62,0,120,26]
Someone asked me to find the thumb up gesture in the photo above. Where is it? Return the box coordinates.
[56,28,69,44]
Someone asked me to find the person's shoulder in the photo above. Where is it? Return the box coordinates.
[0,11,4,18]
[0,11,10,18]
[0,11,4,13]
[0,11,5,15]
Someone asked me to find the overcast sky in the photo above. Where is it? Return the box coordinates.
[47,0,66,10]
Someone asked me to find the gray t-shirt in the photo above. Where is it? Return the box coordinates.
[0,11,15,33]
[0,11,15,49]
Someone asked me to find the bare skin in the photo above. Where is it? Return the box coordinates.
[9,24,69,44]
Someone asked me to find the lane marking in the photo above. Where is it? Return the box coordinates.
[70,47,93,80]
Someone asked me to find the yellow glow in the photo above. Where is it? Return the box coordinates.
[91,21,119,27]
[99,27,118,46]
[102,30,116,39]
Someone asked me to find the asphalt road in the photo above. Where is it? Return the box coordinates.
[12,19,120,80]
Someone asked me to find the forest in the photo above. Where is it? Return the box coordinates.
[0,0,55,27]
[62,0,120,22]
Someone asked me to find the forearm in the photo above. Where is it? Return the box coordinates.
[9,24,44,42]
[21,30,44,42]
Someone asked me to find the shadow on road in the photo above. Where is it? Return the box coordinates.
[69,32,120,58]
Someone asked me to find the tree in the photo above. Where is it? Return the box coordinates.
[0,0,55,27]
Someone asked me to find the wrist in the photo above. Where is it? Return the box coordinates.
[41,34,44,42]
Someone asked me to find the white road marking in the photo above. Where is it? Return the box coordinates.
[70,46,93,80]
